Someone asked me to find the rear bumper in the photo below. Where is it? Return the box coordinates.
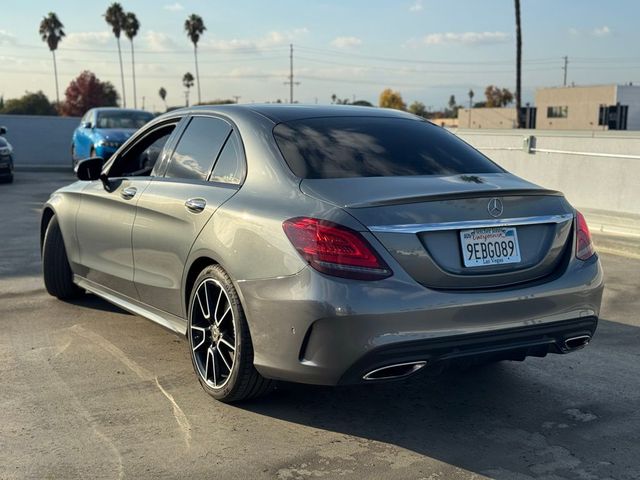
[238,254,604,386]
[338,316,597,384]
[0,155,13,176]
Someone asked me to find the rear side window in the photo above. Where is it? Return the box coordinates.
[210,131,245,185]
[273,117,503,179]
[165,116,231,181]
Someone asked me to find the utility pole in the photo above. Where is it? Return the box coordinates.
[562,56,569,86]
[284,44,300,103]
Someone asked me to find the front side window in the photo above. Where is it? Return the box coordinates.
[273,117,503,179]
[109,123,176,177]
[210,131,245,185]
[165,116,232,181]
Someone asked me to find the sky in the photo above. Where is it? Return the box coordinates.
[1,0,639,111]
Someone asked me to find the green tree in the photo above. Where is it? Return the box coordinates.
[104,3,127,107]
[38,12,65,105]
[379,88,406,111]
[184,14,206,105]
[124,12,140,108]
[1,91,57,115]
[183,72,195,106]
[484,85,514,107]
[448,95,456,110]
[158,87,167,111]
[408,100,427,117]
[514,0,523,127]
[60,71,119,116]
[352,100,373,107]
[468,89,474,108]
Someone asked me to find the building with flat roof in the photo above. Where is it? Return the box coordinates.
[456,84,640,130]
[535,84,640,130]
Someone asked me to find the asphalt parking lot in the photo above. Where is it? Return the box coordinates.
[1,172,639,480]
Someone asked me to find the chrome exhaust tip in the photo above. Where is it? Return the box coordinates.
[564,335,591,350]
[363,361,427,381]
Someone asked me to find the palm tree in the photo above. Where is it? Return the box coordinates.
[104,3,127,107]
[124,12,140,109]
[183,72,194,107]
[514,0,523,128]
[184,14,206,104]
[159,87,167,111]
[38,12,65,105]
[468,89,474,108]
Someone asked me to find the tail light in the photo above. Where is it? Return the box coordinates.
[575,211,595,260]
[283,217,392,280]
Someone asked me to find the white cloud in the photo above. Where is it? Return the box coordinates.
[200,28,309,52]
[331,36,362,48]
[144,30,179,52]
[568,27,579,36]
[163,2,184,11]
[423,31,510,46]
[593,25,611,37]
[409,0,424,12]
[65,31,112,49]
[0,30,17,46]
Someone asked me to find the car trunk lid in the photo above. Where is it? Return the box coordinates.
[300,173,574,289]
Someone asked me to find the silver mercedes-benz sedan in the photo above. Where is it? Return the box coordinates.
[41,105,603,402]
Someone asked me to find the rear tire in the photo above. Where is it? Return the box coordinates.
[188,264,274,403]
[42,216,82,300]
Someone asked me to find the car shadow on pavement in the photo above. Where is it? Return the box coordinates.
[238,317,639,479]
[68,294,133,315]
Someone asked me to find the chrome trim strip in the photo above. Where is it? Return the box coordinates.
[369,213,574,234]
[74,275,187,335]
[363,361,427,381]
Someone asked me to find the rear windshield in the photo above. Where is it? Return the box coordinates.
[273,117,503,179]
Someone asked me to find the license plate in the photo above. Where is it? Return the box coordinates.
[460,227,521,267]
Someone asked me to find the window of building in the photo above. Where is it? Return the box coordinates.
[547,106,568,118]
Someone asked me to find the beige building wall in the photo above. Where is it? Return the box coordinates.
[535,85,616,130]
[457,108,517,129]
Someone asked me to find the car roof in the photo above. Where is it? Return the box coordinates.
[92,107,152,114]
[178,104,420,123]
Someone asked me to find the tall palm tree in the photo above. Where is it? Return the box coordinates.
[183,72,194,107]
[124,12,140,109]
[104,3,127,107]
[38,12,65,105]
[159,87,167,111]
[514,0,523,128]
[184,14,206,104]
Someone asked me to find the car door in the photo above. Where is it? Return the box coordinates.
[132,115,246,317]
[75,110,95,158]
[74,118,183,299]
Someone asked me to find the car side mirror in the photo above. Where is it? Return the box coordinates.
[0,126,6,135]
[75,156,104,181]
[82,121,92,129]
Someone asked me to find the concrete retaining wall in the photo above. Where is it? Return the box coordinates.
[0,114,80,168]
[455,129,640,216]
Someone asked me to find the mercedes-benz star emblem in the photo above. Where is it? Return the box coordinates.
[487,198,504,218]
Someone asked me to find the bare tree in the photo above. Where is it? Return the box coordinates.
[124,12,140,109]
[39,12,65,105]
[184,14,206,105]
[104,3,127,107]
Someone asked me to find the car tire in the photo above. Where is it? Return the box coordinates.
[188,264,274,403]
[43,216,83,300]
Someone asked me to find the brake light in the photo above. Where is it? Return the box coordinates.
[283,217,392,280]
[575,211,595,260]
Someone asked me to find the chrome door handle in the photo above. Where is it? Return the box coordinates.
[121,186,137,200]
[185,198,206,213]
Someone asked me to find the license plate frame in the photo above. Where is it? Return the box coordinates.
[460,226,522,268]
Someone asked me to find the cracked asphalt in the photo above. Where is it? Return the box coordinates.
[1,172,639,480]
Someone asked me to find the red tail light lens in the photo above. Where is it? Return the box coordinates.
[575,211,595,260]
[283,217,392,280]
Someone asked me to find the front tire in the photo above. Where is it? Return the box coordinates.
[188,265,273,403]
[42,216,82,300]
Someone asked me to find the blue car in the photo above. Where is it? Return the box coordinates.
[71,108,154,168]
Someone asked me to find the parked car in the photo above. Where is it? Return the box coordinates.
[42,105,604,403]
[71,107,154,168]
[0,126,14,183]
